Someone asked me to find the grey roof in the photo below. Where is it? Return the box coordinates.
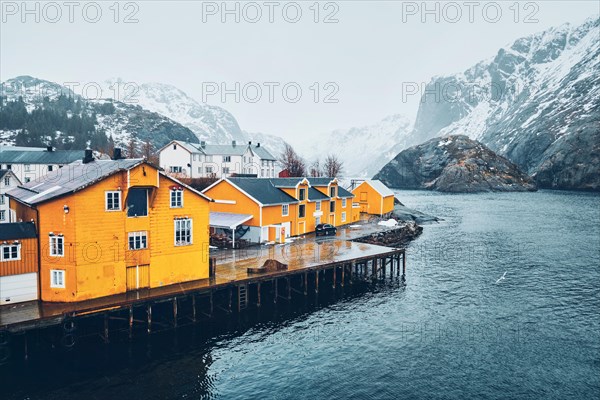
[309,177,336,186]
[337,186,354,198]
[308,187,330,201]
[170,141,276,161]
[0,222,37,240]
[7,159,145,206]
[269,178,308,188]
[0,169,12,180]
[0,147,85,165]
[227,178,298,205]
[365,180,395,197]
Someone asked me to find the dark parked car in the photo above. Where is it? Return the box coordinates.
[315,224,337,236]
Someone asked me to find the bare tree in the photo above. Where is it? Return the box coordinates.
[279,143,307,177]
[142,140,158,164]
[323,154,344,177]
[309,160,322,177]
[126,137,137,158]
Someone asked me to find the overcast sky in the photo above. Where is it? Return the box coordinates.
[1,1,598,146]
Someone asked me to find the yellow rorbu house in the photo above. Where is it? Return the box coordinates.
[6,150,211,303]
[351,180,396,216]
[202,177,358,243]
[0,222,38,305]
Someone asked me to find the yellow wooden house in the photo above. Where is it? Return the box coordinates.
[351,180,396,216]
[7,151,212,303]
[202,177,356,243]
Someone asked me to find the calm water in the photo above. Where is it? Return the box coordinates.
[2,190,599,399]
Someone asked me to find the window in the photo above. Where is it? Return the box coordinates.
[315,201,321,211]
[6,165,11,170]
[206,155,213,162]
[169,166,183,173]
[205,166,213,174]
[170,189,183,208]
[0,195,4,205]
[342,198,347,208]
[330,201,336,213]
[0,210,5,221]
[25,164,32,171]
[128,231,148,250]
[173,144,177,150]
[127,188,148,217]
[261,169,265,176]
[48,165,53,172]
[341,212,347,222]
[49,235,64,257]
[105,191,121,211]
[224,156,231,162]
[3,177,9,186]
[174,218,193,246]
[282,204,289,216]
[1,244,20,261]
[198,167,202,173]
[50,270,65,288]
[299,204,306,218]
[299,188,306,201]
[330,186,336,197]
[223,167,230,174]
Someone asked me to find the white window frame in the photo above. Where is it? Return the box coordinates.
[0,210,5,221]
[174,218,193,246]
[298,188,306,201]
[170,189,184,208]
[4,177,10,186]
[341,212,347,222]
[330,186,336,197]
[0,194,4,205]
[128,231,148,250]
[24,164,32,172]
[223,156,231,162]
[342,198,347,208]
[49,235,64,257]
[315,201,321,211]
[50,270,65,288]
[205,166,213,174]
[282,204,289,216]
[105,191,121,211]
[0,244,21,261]
[170,166,183,173]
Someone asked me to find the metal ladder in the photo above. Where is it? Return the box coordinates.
[238,285,248,311]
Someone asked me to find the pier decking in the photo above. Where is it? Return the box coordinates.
[0,223,407,363]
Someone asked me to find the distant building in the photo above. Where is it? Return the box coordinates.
[0,169,21,223]
[0,145,85,184]
[159,140,278,179]
[6,150,212,303]
[278,169,290,178]
[351,180,396,216]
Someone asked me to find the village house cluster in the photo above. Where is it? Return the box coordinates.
[0,144,396,306]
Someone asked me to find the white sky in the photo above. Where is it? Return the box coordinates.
[1,1,598,147]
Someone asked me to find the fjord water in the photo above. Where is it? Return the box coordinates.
[3,191,599,399]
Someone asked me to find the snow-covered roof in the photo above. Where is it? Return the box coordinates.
[209,212,253,229]
[365,180,395,197]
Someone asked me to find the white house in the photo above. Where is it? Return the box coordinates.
[159,140,278,179]
[0,169,21,223]
[0,145,85,184]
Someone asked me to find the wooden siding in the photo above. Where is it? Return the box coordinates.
[0,238,38,277]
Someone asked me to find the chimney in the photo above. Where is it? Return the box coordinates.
[46,145,53,152]
[82,148,94,164]
[112,147,122,160]
[248,141,252,145]
[200,141,206,148]
[256,143,260,148]
[232,140,236,147]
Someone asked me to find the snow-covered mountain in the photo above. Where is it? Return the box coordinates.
[401,16,599,190]
[102,79,288,158]
[309,114,413,177]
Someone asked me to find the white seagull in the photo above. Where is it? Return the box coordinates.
[495,271,507,284]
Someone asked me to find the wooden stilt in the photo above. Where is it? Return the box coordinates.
[274,279,278,304]
[402,251,406,276]
[332,266,336,289]
[315,270,319,293]
[129,305,134,339]
[173,297,178,327]
[341,264,345,287]
[147,304,152,334]
[287,277,291,300]
[191,295,196,322]
[103,313,109,344]
[209,291,214,316]
[228,288,232,313]
[24,332,28,361]
[304,272,308,295]
[257,282,261,307]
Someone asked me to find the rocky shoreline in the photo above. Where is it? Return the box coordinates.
[353,221,423,248]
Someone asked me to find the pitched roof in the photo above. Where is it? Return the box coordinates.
[0,147,85,164]
[0,222,37,240]
[364,180,395,197]
[226,178,298,205]
[269,178,308,188]
[337,186,354,198]
[0,169,12,180]
[308,187,329,201]
[168,141,276,160]
[7,159,145,206]
[309,177,337,186]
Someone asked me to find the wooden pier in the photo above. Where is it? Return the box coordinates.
[0,240,406,364]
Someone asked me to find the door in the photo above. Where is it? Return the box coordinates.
[0,273,38,304]
[298,221,305,235]
[360,192,369,213]
[126,265,150,291]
